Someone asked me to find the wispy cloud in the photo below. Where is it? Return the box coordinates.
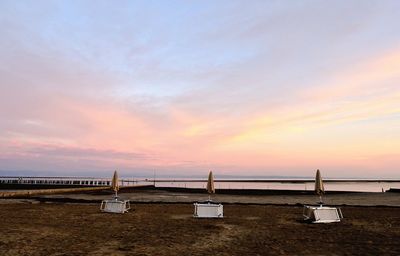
[0,1,399,177]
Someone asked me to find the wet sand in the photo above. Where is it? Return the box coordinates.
[34,188,400,207]
[1,200,400,256]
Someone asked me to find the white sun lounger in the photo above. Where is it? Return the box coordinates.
[100,199,130,214]
[194,202,223,218]
[303,205,343,223]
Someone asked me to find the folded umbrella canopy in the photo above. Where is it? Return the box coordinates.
[315,169,324,204]
[206,171,215,201]
[111,170,119,198]
[206,171,215,194]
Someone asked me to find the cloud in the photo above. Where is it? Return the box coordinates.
[1,143,150,161]
[0,1,399,177]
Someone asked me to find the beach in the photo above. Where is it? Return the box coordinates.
[1,190,400,256]
[29,187,400,207]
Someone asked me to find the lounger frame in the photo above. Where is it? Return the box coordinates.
[194,202,223,218]
[101,199,131,214]
[303,205,343,223]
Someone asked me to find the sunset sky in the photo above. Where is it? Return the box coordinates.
[1,1,399,178]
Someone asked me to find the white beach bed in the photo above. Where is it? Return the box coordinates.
[100,199,130,214]
[303,205,343,223]
[194,201,223,218]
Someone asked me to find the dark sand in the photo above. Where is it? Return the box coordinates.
[37,189,400,206]
[1,201,399,256]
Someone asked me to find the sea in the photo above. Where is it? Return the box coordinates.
[1,175,400,193]
[152,180,400,192]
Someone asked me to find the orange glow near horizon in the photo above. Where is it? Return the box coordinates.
[1,1,399,177]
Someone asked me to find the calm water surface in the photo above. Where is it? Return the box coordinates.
[153,181,400,192]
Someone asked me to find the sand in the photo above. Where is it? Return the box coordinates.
[35,188,400,206]
[1,199,400,256]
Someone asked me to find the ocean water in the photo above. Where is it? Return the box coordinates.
[2,177,400,193]
[153,181,400,192]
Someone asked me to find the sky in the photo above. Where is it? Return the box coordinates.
[0,0,399,178]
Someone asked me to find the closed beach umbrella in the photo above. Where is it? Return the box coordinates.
[315,169,324,195]
[315,169,324,204]
[111,170,119,194]
[206,171,215,194]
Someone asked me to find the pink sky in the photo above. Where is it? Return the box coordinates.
[1,1,399,178]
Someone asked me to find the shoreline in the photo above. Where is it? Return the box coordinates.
[3,184,397,195]
[4,198,400,209]
[2,187,399,207]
